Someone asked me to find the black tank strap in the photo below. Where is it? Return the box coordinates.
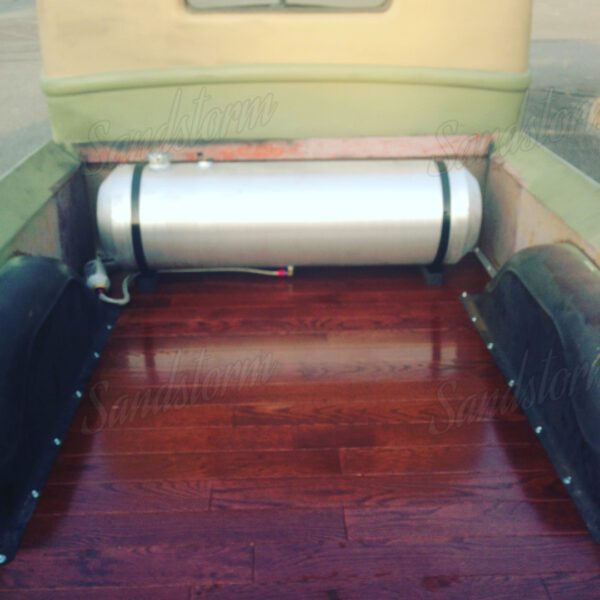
[431,160,452,269]
[131,163,150,273]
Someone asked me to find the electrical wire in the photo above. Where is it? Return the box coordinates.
[96,265,294,306]
[167,266,295,278]
[98,273,138,306]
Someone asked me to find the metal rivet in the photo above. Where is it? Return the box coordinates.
[0,554,6,565]
[508,379,515,388]
[563,476,573,486]
[106,324,113,331]
[534,426,543,435]
[471,316,478,323]
[487,342,494,351]
[93,352,100,359]
[75,390,83,399]
[461,291,468,299]
[31,490,40,499]
[53,438,62,447]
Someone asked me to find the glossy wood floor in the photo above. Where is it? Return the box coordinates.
[2,256,600,598]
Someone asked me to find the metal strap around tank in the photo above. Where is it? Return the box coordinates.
[131,163,150,273]
[431,160,452,269]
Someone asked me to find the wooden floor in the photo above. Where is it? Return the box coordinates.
[1,256,600,598]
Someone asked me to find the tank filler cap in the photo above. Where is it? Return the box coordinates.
[147,152,172,170]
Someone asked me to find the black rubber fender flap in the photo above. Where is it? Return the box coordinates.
[463,244,600,541]
[0,256,118,564]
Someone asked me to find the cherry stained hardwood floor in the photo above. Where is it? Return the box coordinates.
[2,255,600,599]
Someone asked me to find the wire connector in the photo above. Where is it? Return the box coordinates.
[84,257,110,292]
[276,266,295,278]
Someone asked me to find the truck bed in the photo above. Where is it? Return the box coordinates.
[1,256,599,598]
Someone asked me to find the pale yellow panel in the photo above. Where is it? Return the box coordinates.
[38,0,533,79]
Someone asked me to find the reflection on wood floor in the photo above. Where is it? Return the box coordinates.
[1,256,599,599]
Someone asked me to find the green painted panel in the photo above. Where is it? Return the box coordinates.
[42,65,531,95]
[42,66,530,144]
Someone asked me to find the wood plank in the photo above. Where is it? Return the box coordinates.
[35,480,211,516]
[23,509,345,550]
[340,444,552,475]
[74,371,514,418]
[253,536,600,583]
[0,544,252,590]
[79,373,513,406]
[35,471,566,517]
[93,346,500,387]
[116,302,475,322]
[70,391,522,434]
[91,348,507,384]
[113,302,482,338]
[71,400,235,432]
[344,500,587,540]
[59,420,535,456]
[210,472,567,511]
[191,576,550,599]
[0,587,191,599]
[111,318,479,338]
[231,397,521,427]
[48,442,547,486]
[131,287,479,309]
[544,572,600,600]
[51,449,342,484]
[99,329,489,364]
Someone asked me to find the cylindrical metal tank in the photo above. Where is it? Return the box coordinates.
[97,159,482,270]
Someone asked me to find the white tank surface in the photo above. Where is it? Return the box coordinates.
[97,159,482,270]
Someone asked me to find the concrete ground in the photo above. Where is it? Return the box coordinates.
[525,0,600,181]
[0,0,599,180]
